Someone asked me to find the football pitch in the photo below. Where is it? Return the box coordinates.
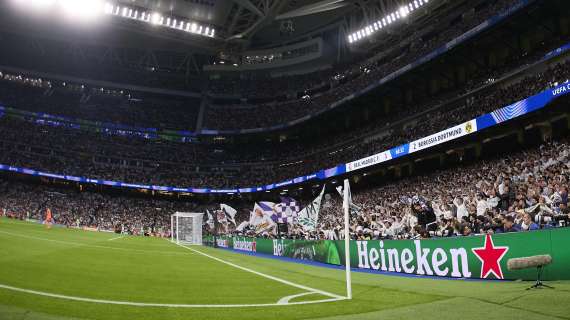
[1,218,569,320]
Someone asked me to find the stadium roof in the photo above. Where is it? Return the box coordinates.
[113,0,357,46]
[1,0,394,52]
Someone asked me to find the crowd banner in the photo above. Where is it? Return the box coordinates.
[205,228,570,281]
[346,151,392,173]
[408,120,477,154]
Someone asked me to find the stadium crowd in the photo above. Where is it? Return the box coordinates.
[3,137,569,241]
[2,55,568,189]
[0,75,200,130]
[222,138,570,240]
[0,180,200,236]
[204,0,526,130]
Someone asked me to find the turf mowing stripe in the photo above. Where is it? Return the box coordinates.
[0,230,189,256]
[0,283,344,308]
[175,243,347,300]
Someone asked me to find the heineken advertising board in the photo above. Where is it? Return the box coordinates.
[205,228,570,280]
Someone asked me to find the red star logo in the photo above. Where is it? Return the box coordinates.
[471,234,509,279]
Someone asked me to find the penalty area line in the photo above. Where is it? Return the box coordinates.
[174,243,346,300]
[0,230,189,256]
[0,283,344,308]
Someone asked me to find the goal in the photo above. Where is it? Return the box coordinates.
[171,212,204,245]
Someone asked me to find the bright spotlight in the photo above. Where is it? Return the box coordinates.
[30,0,56,9]
[399,6,409,17]
[59,0,104,19]
[103,2,113,14]
[150,12,161,24]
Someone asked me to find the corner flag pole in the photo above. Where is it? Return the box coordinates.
[343,179,352,300]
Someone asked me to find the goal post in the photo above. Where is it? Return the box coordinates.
[171,212,204,245]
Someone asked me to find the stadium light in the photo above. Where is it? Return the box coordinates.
[10,0,217,39]
[347,0,432,44]
[30,0,56,9]
[100,3,216,38]
[104,2,113,14]
[59,0,104,19]
[150,12,160,24]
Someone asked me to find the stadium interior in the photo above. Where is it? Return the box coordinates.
[1,0,570,319]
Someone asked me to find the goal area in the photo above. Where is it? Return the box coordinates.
[171,212,204,245]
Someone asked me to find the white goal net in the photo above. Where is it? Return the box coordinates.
[171,212,204,245]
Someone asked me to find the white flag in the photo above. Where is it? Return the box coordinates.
[206,210,215,229]
[336,185,361,213]
[249,202,277,234]
[220,204,237,225]
[297,186,325,231]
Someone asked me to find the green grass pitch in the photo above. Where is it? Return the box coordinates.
[1,218,569,320]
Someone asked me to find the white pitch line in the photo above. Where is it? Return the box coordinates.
[107,235,125,241]
[0,283,344,308]
[277,292,317,305]
[175,243,346,300]
[0,230,188,256]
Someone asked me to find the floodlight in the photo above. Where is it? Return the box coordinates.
[59,0,104,19]
[30,0,56,8]
[151,12,160,24]
[399,6,409,17]
[103,2,113,14]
